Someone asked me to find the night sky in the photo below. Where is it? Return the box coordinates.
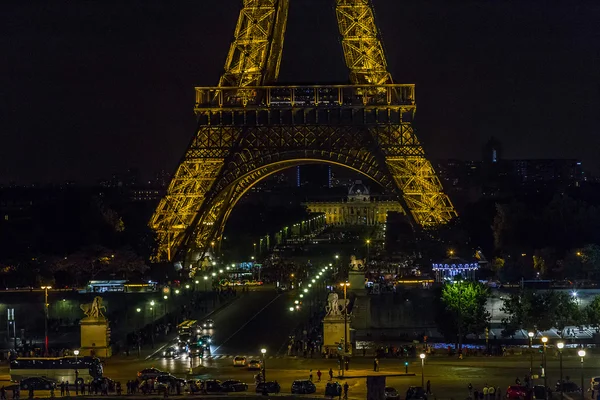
[1,0,599,184]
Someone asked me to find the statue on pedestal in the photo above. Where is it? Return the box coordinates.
[349,255,365,271]
[80,296,106,320]
[325,292,349,316]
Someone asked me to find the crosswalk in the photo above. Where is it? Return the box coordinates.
[201,354,286,360]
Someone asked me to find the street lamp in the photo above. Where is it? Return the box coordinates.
[541,336,548,390]
[366,239,371,260]
[420,353,426,386]
[339,282,350,354]
[261,348,267,380]
[557,342,564,399]
[578,349,586,400]
[74,349,79,363]
[41,285,52,356]
[150,300,156,348]
[528,331,535,378]
[163,295,168,315]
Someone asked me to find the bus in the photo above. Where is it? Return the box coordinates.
[10,356,103,384]
[177,320,199,343]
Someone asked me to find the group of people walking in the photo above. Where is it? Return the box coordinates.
[469,383,501,400]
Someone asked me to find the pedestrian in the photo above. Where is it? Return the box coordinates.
[27,388,32,400]
[496,387,501,400]
[65,381,70,396]
[60,382,65,397]
[317,370,322,382]
[309,369,313,382]
[426,380,431,394]
[488,385,495,400]
[474,389,479,400]
[329,368,334,381]
[373,358,379,372]
[1,386,6,400]
[468,383,473,397]
[343,382,349,399]
[482,384,488,400]
[81,383,85,396]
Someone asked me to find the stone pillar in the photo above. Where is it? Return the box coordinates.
[322,314,351,356]
[349,270,371,332]
[80,318,112,358]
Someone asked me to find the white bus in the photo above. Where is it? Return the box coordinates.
[10,356,103,384]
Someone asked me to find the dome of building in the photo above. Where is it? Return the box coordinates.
[348,180,370,202]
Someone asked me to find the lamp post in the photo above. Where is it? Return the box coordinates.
[366,239,371,260]
[163,295,168,316]
[261,348,267,381]
[528,331,534,378]
[339,282,350,354]
[204,276,208,292]
[541,336,548,390]
[150,300,155,349]
[420,353,426,387]
[557,342,564,399]
[578,349,585,400]
[41,285,52,356]
[136,308,141,357]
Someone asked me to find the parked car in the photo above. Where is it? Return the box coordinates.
[156,375,186,388]
[255,381,281,394]
[203,380,222,392]
[506,385,529,399]
[325,382,342,398]
[247,359,261,370]
[406,386,427,400]
[221,380,248,392]
[20,377,56,390]
[291,380,316,394]
[233,356,246,367]
[137,368,169,380]
[385,387,400,399]
[555,381,580,393]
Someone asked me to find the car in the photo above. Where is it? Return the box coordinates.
[506,385,529,399]
[532,385,549,400]
[202,319,214,329]
[156,375,186,388]
[385,387,400,399]
[162,346,182,358]
[20,377,56,390]
[199,335,212,348]
[189,343,204,356]
[221,380,248,392]
[325,382,342,398]
[178,333,192,344]
[291,380,316,394]
[255,381,281,394]
[137,368,169,379]
[203,379,222,392]
[247,359,261,370]
[406,386,427,400]
[233,356,247,367]
[555,381,580,393]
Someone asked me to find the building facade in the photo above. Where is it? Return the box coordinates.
[303,181,404,225]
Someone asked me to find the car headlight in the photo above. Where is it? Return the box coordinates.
[208,339,212,343]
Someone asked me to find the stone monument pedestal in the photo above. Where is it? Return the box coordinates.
[348,270,371,331]
[80,318,111,358]
[322,315,351,356]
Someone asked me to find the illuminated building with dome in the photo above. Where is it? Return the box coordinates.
[303,180,404,225]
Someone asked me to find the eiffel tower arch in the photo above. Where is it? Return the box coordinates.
[149,0,457,267]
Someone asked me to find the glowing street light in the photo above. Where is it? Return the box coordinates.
[260,348,267,380]
[420,353,426,386]
[541,336,548,389]
[578,349,586,400]
[557,342,565,399]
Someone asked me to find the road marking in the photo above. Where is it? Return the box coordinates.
[212,294,282,353]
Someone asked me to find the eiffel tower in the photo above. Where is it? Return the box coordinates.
[150,0,457,265]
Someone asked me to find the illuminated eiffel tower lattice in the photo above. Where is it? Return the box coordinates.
[150,0,457,266]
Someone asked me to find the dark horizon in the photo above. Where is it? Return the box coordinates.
[1,0,599,184]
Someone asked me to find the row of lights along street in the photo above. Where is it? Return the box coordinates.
[289,266,331,312]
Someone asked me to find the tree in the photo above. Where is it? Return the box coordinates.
[437,281,491,350]
[501,290,581,337]
[585,295,600,329]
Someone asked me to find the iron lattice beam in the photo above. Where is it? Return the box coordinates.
[150,0,457,265]
[219,0,289,87]
[335,0,392,85]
